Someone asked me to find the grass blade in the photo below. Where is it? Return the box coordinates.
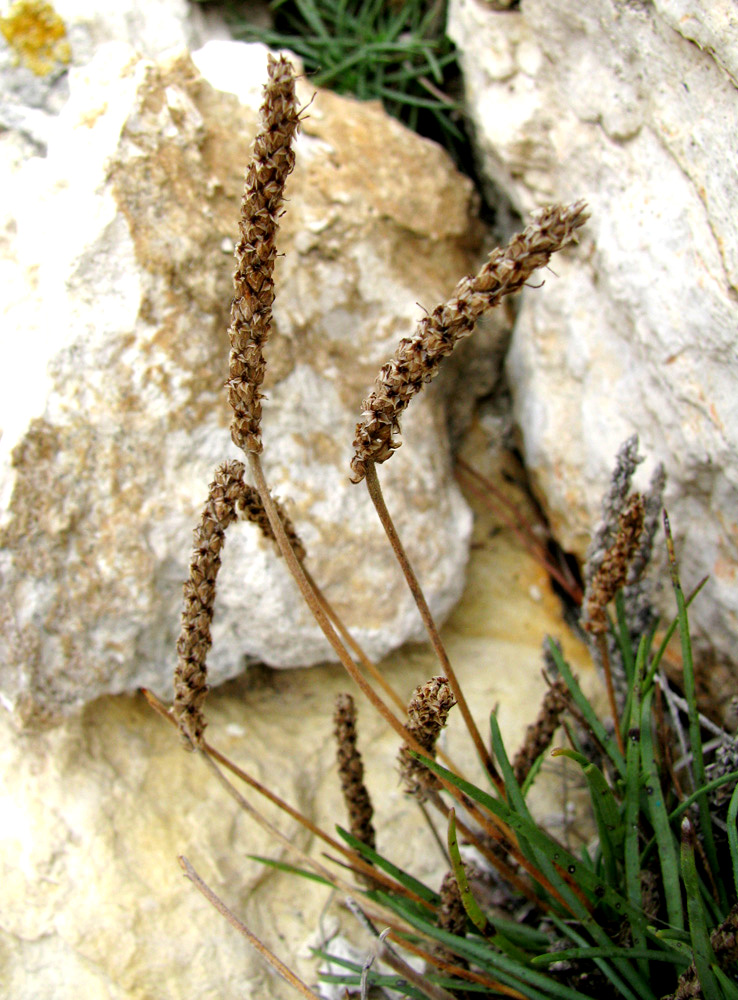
[247,855,333,886]
[640,688,684,930]
[680,816,722,999]
[729,783,738,898]
[335,825,439,904]
[664,512,723,906]
[446,809,489,935]
[551,747,622,887]
[624,639,648,974]
[491,712,660,1000]
[546,638,626,776]
[381,894,596,1000]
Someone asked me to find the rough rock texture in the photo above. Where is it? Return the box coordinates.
[0,422,595,999]
[448,0,738,666]
[0,38,508,725]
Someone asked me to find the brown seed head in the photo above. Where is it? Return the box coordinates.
[226,54,300,455]
[334,693,376,850]
[398,676,456,800]
[512,677,568,786]
[350,200,588,483]
[238,484,306,562]
[173,460,248,747]
[437,870,467,938]
[583,493,646,635]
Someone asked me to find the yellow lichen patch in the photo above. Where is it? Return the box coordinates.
[0,0,70,76]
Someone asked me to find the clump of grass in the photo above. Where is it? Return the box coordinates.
[148,57,738,1000]
[205,0,467,160]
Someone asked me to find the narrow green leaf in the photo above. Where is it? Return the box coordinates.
[680,816,722,1000]
[664,513,723,906]
[334,825,439,904]
[713,965,738,1000]
[377,892,596,1000]
[519,746,548,799]
[419,752,639,920]
[614,590,636,687]
[446,809,487,934]
[532,946,686,965]
[418,751,658,1000]
[547,912,658,1000]
[651,770,738,829]
[551,747,622,886]
[728,783,738,898]
[644,575,709,686]
[640,688,684,930]
[376,85,460,110]
[624,639,648,975]
[546,637,626,776]
[247,855,332,886]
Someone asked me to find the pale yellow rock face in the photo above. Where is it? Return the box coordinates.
[0,421,596,999]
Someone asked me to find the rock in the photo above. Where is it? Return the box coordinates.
[0,422,595,999]
[0,38,503,726]
[448,0,738,666]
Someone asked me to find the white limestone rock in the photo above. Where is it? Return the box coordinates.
[448,0,738,665]
[0,429,595,999]
[0,40,492,725]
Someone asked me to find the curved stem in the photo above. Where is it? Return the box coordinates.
[364,461,501,788]
[302,565,406,714]
[598,633,625,757]
[179,855,323,1000]
[142,688,424,905]
[303,565,465,778]
[246,453,500,829]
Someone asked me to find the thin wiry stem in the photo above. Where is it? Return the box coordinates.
[303,564,407,715]
[365,460,501,787]
[178,855,323,1000]
[597,634,626,757]
[247,452,474,793]
[386,932,527,998]
[143,689,427,906]
[305,564,466,778]
[244,456,568,904]
[247,452,412,744]
[455,457,582,604]
[425,788,574,913]
[195,748,450,940]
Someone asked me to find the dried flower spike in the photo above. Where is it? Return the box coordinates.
[437,870,467,938]
[350,200,588,483]
[173,460,248,747]
[226,54,300,455]
[399,676,456,800]
[238,485,306,563]
[334,693,376,850]
[583,434,642,588]
[512,677,568,786]
[583,492,646,635]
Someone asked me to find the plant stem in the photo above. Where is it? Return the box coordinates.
[247,453,526,867]
[426,789,572,913]
[179,855,324,1000]
[304,568,467,779]
[598,633,626,756]
[196,748,480,953]
[247,452,412,742]
[455,457,582,604]
[143,689,425,904]
[364,460,501,787]
[302,564,407,714]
